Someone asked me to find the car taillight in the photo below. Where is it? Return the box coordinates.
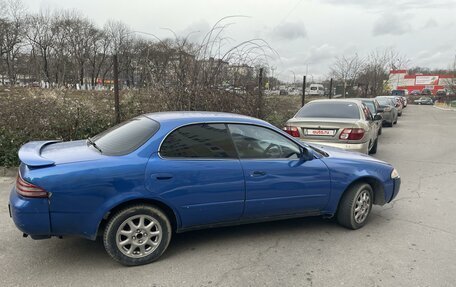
[16,174,48,198]
[339,128,365,140]
[283,126,300,137]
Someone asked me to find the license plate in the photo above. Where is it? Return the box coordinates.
[305,129,336,136]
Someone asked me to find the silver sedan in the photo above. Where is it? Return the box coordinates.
[284,99,381,154]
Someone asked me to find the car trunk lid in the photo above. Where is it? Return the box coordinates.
[286,117,361,143]
[19,140,105,167]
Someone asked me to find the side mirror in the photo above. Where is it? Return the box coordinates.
[300,147,314,161]
[373,114,382,121]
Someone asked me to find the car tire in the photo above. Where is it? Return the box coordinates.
[369,138,378,154]
[103,204,172,266]
[337,183,373,230]
[378,127,382,135]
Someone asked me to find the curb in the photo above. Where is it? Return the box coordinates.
[0,167,18,177]
[433,105,456,111]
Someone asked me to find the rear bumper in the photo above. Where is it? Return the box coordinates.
[9,187,51,239]
[303,140,369,154]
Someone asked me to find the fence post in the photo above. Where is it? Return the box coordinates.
[113,53,120,124]
[329,78,333,99]
[302,75,306,106]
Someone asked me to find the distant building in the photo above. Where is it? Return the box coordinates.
[227,64,254,78]
[387,70,454,94]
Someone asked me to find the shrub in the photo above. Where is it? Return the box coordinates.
[1,87,296,167]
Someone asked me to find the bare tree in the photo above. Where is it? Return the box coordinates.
[0,0,26,85]
[104,20,132,122]
[60,11,96,86]
[385,48,410,71]
[25,9,56,82]
[87,29,110,88]
[329,54,364,97]
[358,49,391,97]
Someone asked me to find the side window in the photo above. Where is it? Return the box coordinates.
[362,104,373,121]
[160,124,237,159]
[228,124,301,159]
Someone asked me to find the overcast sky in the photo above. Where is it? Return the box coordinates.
[23,0,456,82]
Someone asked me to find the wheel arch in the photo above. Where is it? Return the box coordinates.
[97,198,180,238]
[342,176,386,206]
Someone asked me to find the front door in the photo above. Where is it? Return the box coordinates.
[227,124,331,219]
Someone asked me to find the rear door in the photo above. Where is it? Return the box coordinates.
[145,123,245,228]
[227,124,330,219]
[360,104,376,148]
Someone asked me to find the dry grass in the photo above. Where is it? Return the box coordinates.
[0,87,318,166]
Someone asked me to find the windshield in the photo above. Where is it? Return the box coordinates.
[91,116,159,155]
[296,102,360,119]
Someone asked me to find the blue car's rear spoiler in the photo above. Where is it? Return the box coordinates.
[18,140,61,167]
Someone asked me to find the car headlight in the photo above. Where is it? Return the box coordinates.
[391,168,400,179]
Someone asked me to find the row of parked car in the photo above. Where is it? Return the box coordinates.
[283,95,407,155]
[9,100,403,266]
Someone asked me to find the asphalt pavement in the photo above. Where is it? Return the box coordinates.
[1,105,455,287]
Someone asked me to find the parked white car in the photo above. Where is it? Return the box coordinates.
[309,84,325,96]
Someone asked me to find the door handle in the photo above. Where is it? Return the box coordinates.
[153,173,173,180]
[250,171,266,177]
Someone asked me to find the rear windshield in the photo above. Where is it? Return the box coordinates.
[92,116,159,155]
[295,102,360,119]
[377,97,394,106]
[392,90,405,96]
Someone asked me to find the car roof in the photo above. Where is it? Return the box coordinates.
[352,98,377,102]
[307,99,363,105]
[143,111,268,126]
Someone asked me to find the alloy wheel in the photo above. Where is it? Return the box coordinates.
[115,215,162,258]
[353,190,371,224]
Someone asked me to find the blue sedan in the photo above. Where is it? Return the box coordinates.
[9,112,400,266]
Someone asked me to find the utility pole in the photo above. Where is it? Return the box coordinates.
[258,68,264,118]
[270,66,275,90]
[343,80,346,99]
[329,78,333,99]
[113,53,120,124]
[302,75,306,107]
